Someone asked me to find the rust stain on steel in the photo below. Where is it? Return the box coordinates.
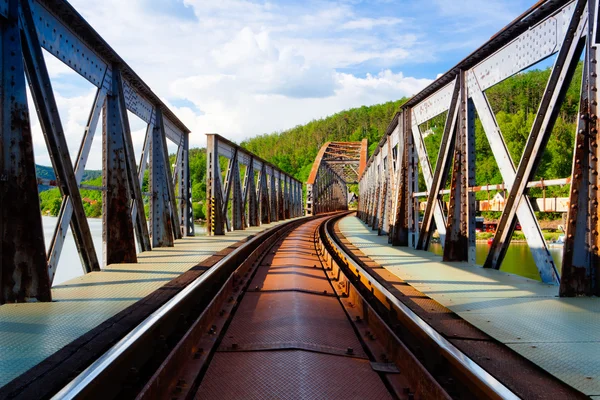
[195,218,393,399]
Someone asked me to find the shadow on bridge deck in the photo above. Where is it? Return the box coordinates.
[338,215,600,397]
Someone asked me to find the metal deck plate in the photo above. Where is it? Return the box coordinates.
[220,291,367,358]
[0,220,291,388]
[196,350,393,400]
[339,216,600,396]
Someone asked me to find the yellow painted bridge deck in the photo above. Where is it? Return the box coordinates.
[339,215,600,398]
[0,220,293,388]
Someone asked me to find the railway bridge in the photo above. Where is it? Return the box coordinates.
[0,0,599,399]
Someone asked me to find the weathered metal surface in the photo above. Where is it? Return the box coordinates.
[1,0,193,297]
[561,0,600,296]
[417,77,459,251]
[48,83,107,283]
[443,70,476,264]
[114,67,152,253]
[21,0,101,274]
[103,65,137,264]
[306,140,367,215]
[0,0,50,304]
[206,134,302,235]
[485,0,587,281]
[358,0,597,292]
[196,218,393,399]
[150,109,174,248]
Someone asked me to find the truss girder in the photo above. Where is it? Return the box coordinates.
[358,0,599,296]
[206,134,303,235]
[0,0,192,304]
[306,140,368,215]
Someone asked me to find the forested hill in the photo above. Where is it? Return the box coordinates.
[240,100,407,184]
[241,62,582,197]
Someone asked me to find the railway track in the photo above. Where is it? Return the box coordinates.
[52,213,517,400]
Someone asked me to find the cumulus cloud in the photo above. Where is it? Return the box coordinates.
[27,0,529,169]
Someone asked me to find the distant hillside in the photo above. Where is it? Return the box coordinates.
[241,63,582,199]
[36,164,102,192]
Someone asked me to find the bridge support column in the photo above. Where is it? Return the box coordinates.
[443,70,476,264]
[103,68,138,263]
[113,67,151,253]
[180,132,195,236]
[0,0,50,303]
[150,109,175,246]
[391,111,410,246]
[561,0,600,296]
[21,0,101,273]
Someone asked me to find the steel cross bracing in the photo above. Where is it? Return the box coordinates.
[306,140,368,215]
[206,134,303,235]
[358,0,600,296]
[0,0,193,304]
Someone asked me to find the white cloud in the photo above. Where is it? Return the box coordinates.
[341,17,403,30]
[27,0,530,169]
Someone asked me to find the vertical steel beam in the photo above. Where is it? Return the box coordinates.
[207,134,224,235]
[484,1,586,283]
[561,1,600,296]
[103,67,137,264]
[150,109,174,246]
[245,157,259,226]
[270,169,277,222]
[0,0,50,303]
[406,109,419,248]
[114,67,151,252]
[180,133,194,236]
[230,150,243,230]
[20,0,100,271]
[162,134,182,240]
[259,163,270,224]
[392,111,410,246]
[444,71,476,263]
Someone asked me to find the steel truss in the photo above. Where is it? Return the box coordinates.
[0,0,193,304]
[206,134,303,235]
[306,140,368,215]
[359,0,599,296]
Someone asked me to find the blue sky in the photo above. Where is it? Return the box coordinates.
[34,0,538,169]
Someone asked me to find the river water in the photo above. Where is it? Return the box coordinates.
[42,216,206,286]
[429,242,563,281]
[43,216,559,285]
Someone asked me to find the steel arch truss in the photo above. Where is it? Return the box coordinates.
[306,140,367,215]
[359,0,599,296]
[0,0,193,304]
[206,134,303,235]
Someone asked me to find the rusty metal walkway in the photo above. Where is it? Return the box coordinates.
[195,218,392,399]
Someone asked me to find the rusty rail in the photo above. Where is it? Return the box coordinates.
[51,213,525,399]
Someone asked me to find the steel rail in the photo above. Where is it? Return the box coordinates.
[50,217,308,400]
[322,217,519,400]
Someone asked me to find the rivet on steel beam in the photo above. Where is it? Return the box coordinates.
[346,347,354,355]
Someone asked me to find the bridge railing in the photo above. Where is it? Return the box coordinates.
[1,0,192,304]
[359,0,598,296]
[206,134,303,235]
